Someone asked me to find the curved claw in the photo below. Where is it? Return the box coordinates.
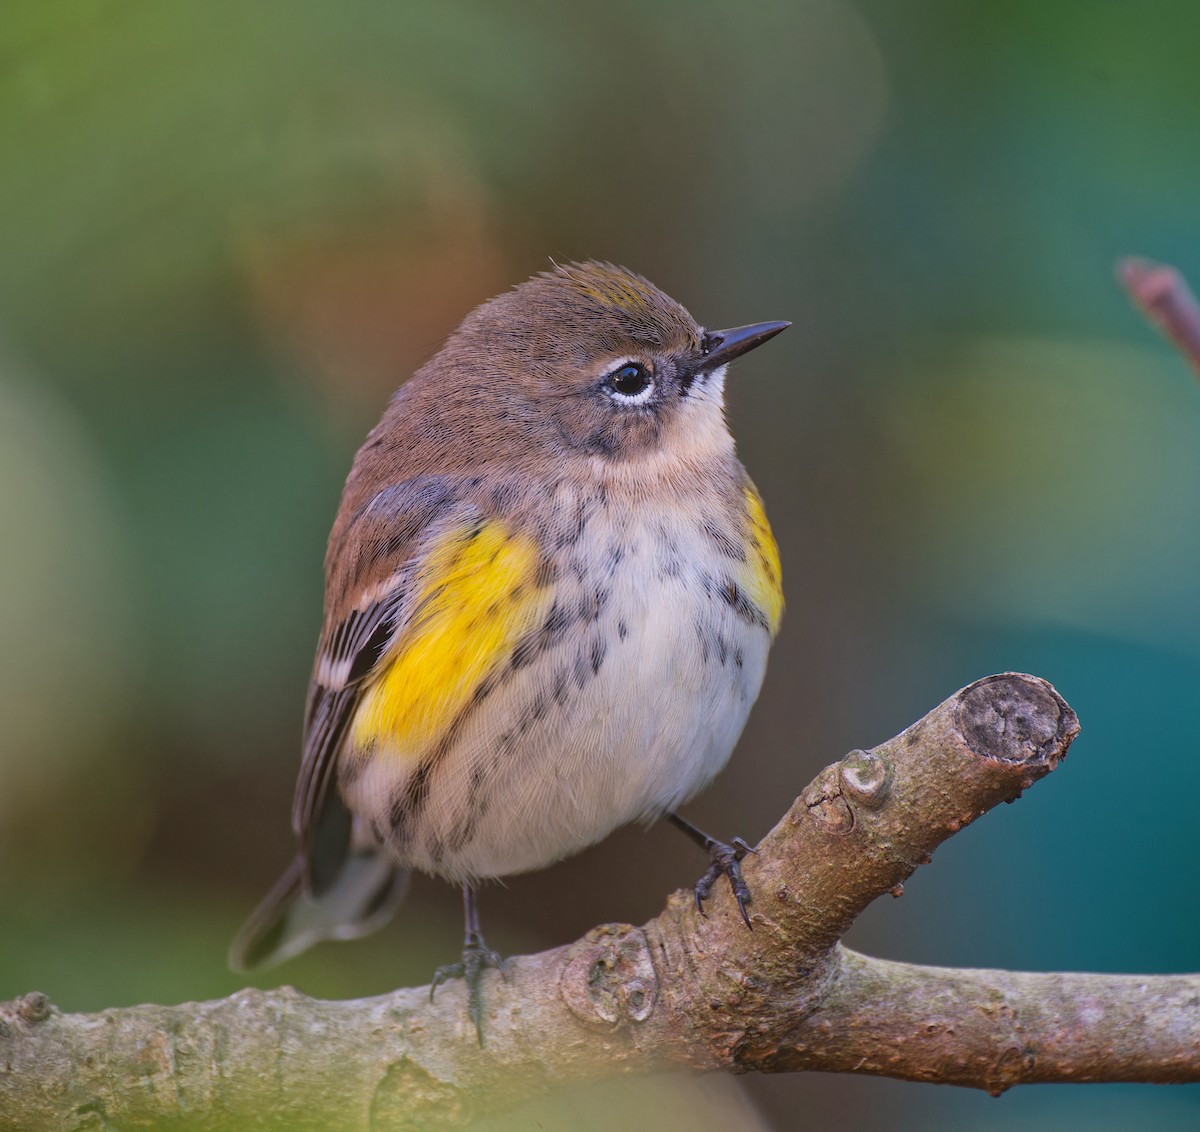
[692,837,755,929]
[430,938,506,1044]
[430,962,462,1001]
[665,814,757,930]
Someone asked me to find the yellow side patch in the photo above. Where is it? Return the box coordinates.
[742,485,784,636]
[350,521,551,758]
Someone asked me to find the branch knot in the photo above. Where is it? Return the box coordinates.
[559,924,658,1028]
[839,750,891,809]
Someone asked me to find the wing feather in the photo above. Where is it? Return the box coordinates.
[291,476,461,870]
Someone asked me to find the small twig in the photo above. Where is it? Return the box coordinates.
[1117,256,1200,377]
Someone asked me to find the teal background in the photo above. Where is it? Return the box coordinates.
[3,2,1199,1127]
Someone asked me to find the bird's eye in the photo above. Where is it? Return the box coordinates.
[606,362,653,403]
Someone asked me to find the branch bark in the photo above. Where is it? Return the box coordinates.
[5,673,1198,1129]
[787,951,1200,1091]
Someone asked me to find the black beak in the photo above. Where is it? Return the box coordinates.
[695,320,790,373]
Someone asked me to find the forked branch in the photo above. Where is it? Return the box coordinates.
[5,674,1199,1130]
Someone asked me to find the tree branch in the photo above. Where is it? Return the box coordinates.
[1118,256,1200,376]
[8,674,1196,1129]
[785,950,1200,1093]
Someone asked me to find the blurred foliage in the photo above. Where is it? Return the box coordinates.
[3,2,1200,1128]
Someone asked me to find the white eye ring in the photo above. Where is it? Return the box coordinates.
[605,360,655,405]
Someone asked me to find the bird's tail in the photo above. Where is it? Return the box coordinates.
[229,849,409,972]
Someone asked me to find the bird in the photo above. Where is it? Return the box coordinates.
[230,260,788,1040]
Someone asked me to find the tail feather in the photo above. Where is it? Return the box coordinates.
[229,850,409,972]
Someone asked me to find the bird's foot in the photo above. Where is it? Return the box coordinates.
[694,835,757,928]
[430,932,507,1044]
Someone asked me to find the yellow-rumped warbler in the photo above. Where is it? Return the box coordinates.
[231,261,787,1036]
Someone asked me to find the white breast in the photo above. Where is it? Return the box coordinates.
[365,501,773,883]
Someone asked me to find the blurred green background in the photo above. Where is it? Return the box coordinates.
[4,1,1200,1128]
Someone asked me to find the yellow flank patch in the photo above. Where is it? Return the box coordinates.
[742,485,784,636]
[349,521,551,758]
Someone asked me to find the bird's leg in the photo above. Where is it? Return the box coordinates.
[430,882,506,1044]
[666,811,756,929]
